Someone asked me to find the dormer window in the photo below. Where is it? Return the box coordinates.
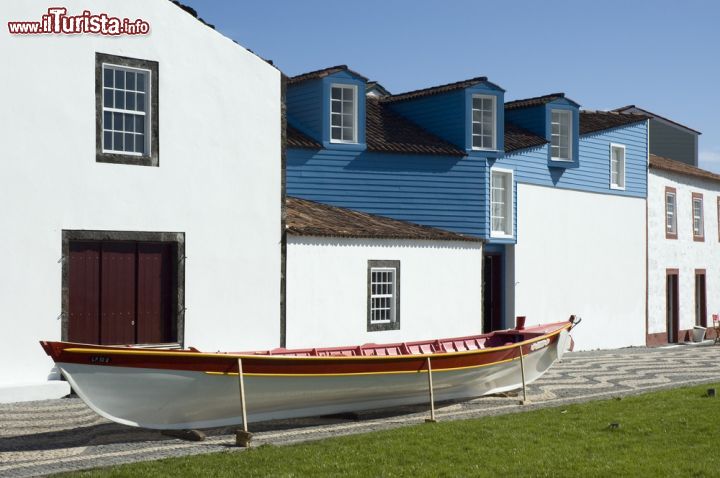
[330,84,357,143]
[472,95,496,150]
[551,109,572,161]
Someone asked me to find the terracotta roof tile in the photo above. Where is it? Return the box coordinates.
[288,65,369,85]
[504,122,548,152]
[505,93,567,110]
[382,77,503,103]
[286,197,482,242]
[365,97,465,156]
[287,125,321,149]
[580,110,649,135]
[650,154,720,183]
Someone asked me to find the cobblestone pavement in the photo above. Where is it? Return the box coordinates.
[3,343,720,477]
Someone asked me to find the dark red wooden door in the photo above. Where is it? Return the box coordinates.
[137,243,174,343]
[100,242,137,345]
[68,240,175,345]
[68,242,101,343]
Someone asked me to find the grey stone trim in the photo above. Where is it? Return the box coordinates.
[367,260,401,332]
[60,230,185,346]
[95,52,159,167]
[280,74,288,348]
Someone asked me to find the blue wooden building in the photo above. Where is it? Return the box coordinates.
[286,65,649,349]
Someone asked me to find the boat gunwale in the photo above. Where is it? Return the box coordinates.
[51,322,571,363]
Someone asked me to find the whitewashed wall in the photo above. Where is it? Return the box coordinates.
[0,0,281,401]
[286,236,483,348]
[648,170,720,337]
[513,184,646,350]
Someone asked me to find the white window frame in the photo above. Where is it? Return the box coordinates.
[471,94,496,151]
[550,109,572,162]
[329,83,358,144]
[369,267,397,324]
[692,193,704,240]
[101,63,151,156]
[610,143,626,190]
[665,189,677,238]
[490,167,514,238]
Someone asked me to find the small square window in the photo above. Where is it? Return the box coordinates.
[96,53,158,166]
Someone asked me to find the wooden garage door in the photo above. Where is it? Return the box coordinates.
[68,240,176,345]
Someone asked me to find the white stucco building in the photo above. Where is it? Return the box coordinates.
[285,197,484,348]
[0,0,282,402]
[647,154,720,344]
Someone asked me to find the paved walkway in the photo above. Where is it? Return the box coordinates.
[3,344,720,477]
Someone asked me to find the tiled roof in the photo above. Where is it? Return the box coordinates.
[170,1,215,29]
[286,196,483,242]
[383,76,504,103]
[287,125,321,149]
[288,65,369,85]
[365,97,466,156]
[504,123,548,152]
[505,93,567,110]
[649,154,720,183]
[613,105,702,135]
[580,110,649,135]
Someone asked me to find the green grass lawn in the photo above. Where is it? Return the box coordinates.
[61,383,720,477]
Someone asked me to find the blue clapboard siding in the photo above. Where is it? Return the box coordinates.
[495,122,648,198]
[504,105,546,138]
[386,91,466,148]
[286,79,323,141]
[287,148,489,237]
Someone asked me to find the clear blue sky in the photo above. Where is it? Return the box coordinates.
[184,0,720,172]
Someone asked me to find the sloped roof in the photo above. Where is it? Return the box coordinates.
[580,110,650,135]
[504,122,548,152]
[614,105,701,135]
[505,93,572,110]
[286,196,482,242]
[365,97,465,156]
[382,76,504,103]
[287,125,321,149]
[288,65,369,85]
[650,154,720,183]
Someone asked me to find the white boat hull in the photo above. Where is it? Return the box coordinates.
[58,335,563,430]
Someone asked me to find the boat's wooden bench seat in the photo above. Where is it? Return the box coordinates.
[260,335,493,357]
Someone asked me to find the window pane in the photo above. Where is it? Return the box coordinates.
[135,134,145,154]
[331,101,341,113]
[343,127,353,141]
[103,111,111,130]
[103,68,113,87]
[124,114,134,133]
[115,69,125,89]
[136,73,146,92]
[124,133,134,152]
[331,127,341,140]
[342,87,352,101]
[137,93,145,112]
[104,131,112,150]
[126,92,136,111]
[113,132,123,151]
[115,90,125,109]
[331,114,341,127]
[331,87,341,100]
[126,72,136,91]
[104,88,113,108]
[113,112,123,131]
[135,115,145,134]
